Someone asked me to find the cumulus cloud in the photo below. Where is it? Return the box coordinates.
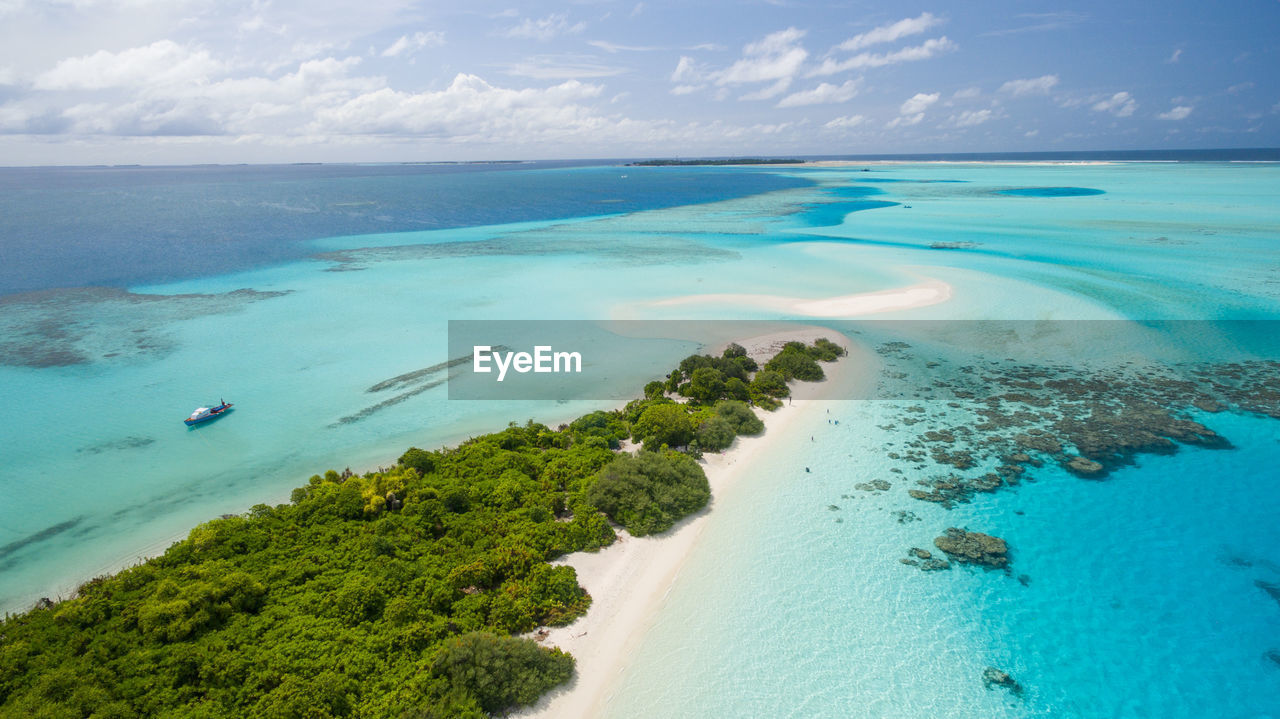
[503,14,586,41]
[33,40,223,90]
[714,27,808,100]
[953,87,981,99]
[310,73,604,139]
[824,114,865,129]
[1158,105,1193,120]
[808,37,955,76]
[900,92,939,115]
[1091,91,1137,117]
[886,92,938,128]
[999,74,1058,96]
[381,31,444,58]
[837,12,941,52]
[776,79,861,107]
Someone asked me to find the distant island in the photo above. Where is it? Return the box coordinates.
[629,158,804,166]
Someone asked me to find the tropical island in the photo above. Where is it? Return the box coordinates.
[0,336,845,718]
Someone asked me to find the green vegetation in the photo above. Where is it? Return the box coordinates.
[0,337,844,718]
[695,416,737,451]
[715,400,766,436]
[632,402,695,451]
[763,340,845,382]
[0,423,613,718]
[585,451,710,536]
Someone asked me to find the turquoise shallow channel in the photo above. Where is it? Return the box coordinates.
[1,160,1279,717]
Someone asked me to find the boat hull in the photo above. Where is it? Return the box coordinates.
[184,403,233,426]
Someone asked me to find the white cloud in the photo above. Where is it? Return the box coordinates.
[824,114,865,129]
[310,73,604,140]
[381,31,444,58]
[1166,48,1182,64]
[837,12,941,52]
[953,87,980,100]
[630,2,645,18]
[1158,105,1193,121]
[949,108,995,127]
[776,79,861,108]
[503,14,586,41]
[33,40,223,90]
[900,91,939,115]
[671,56,700,83]
[588,40,659,53]
[1227,82,1253,94]
[1091,91,1137,117]
[999,74,1058,96]
[1025,129,1039,137]
[502,56,627,80]
[808,37,955,76]
[886,113,923,128]
[0,66,15,85]
[885,91,938,129]
[670,84,702,95]
[983,11,1087,36]
[714,27,808,100]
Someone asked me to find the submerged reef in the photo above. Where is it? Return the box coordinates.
[869,341,1279,590]
[933,528,1011,570]
[0,287,289,368]
[982,666,1023,695]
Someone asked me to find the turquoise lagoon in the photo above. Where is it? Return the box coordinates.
[2,161,1279,716]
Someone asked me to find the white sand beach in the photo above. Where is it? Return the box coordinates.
[515,328,870,719]
[644,278,952,318]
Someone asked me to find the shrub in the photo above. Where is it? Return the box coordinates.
[686,367,726,403]
[723,377,750,401]
[715,400,764,435]
[430,632,574,715]
[696,417,736,451]
[399,447,437,475]
[585,451,710,536]
[750,369,790,398]
[764,346,824,382]
[632,403,694,451]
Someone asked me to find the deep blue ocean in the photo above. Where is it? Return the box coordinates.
[0,162,810,295]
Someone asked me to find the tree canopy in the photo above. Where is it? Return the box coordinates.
[585,451,710,536]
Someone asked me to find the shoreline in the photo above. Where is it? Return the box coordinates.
[514,328,868,719]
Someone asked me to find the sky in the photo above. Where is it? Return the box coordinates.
[0,0,1277,164]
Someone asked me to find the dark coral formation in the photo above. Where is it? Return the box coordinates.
[934,528,1010,569]
[899,548,950,571]
[867,347,1279,512]
[0,287,289,368]
[982,666,1023,695]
